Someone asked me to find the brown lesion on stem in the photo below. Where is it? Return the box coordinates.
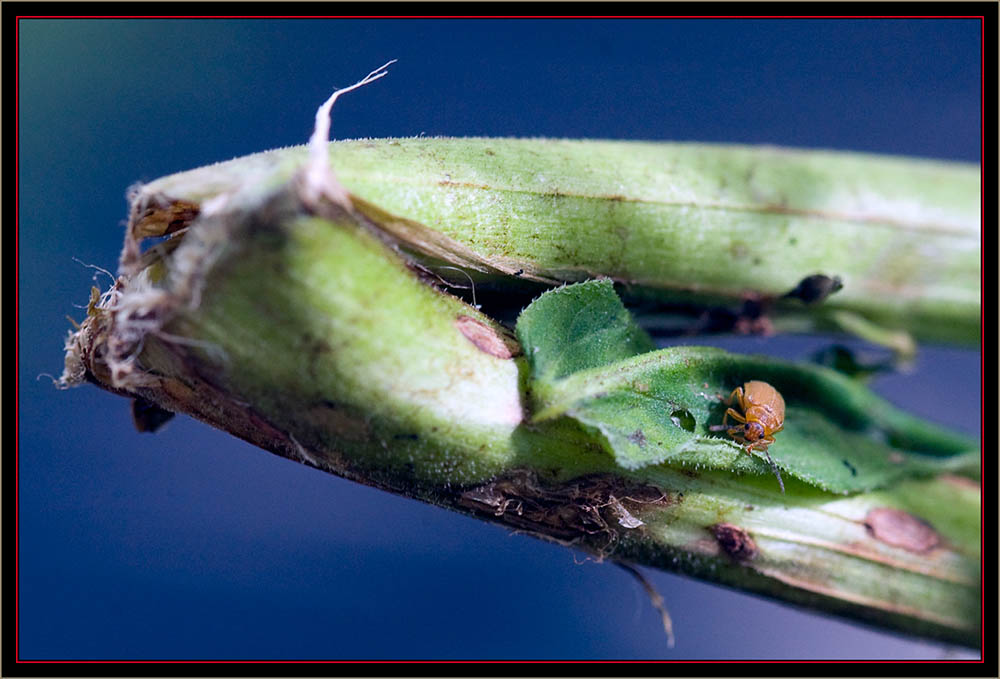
[863,507,941,554]
[455,315,521,359]
[458,470,674,553]
[710,522,759,562]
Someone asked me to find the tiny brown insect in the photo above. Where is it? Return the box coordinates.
[723,380,785,451]
[723,380,786,492]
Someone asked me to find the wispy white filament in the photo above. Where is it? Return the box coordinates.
[302,60,397,206]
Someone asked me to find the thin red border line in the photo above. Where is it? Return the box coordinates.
[15,13,20,665]
[13,14,988,664]
[11,12,989,666]
[12,659,986,664]
[979,13,985,657]
[13,15,991,19]
[11,13,989,666]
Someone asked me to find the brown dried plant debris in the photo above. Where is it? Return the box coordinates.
[459,470,673,552]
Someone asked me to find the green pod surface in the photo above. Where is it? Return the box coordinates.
[136,138,981,345]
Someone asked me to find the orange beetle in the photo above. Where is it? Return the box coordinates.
[723,380,785,452]
[722,380,786,492]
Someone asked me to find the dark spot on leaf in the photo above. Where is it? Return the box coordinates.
[670,409,695,432]
[393,433,419,441]
[628,429,647,447]
[131,397,175,433]
[789,237,797,246]
[710,523,758,561]
[485,148,496,156]
[864,508,940,553]
[842,459,858,476]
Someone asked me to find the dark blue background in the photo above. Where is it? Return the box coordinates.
[17,18,981,660]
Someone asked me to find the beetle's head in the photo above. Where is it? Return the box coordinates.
[743,421,765,442]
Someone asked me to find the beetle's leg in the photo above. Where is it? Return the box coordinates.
[743,437,774,453]
[738,387,754,412]
[739,390,751,413]
[723,407,746,427]
[725,387,743,407]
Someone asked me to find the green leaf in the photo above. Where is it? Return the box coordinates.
[515,282,979,493]
[516,279,655,382]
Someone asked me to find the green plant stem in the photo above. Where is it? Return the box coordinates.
[62,173,980,648]
[132,138,981,347]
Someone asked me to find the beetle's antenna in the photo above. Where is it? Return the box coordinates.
[763,450,785,494]
[301,60,397,208]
